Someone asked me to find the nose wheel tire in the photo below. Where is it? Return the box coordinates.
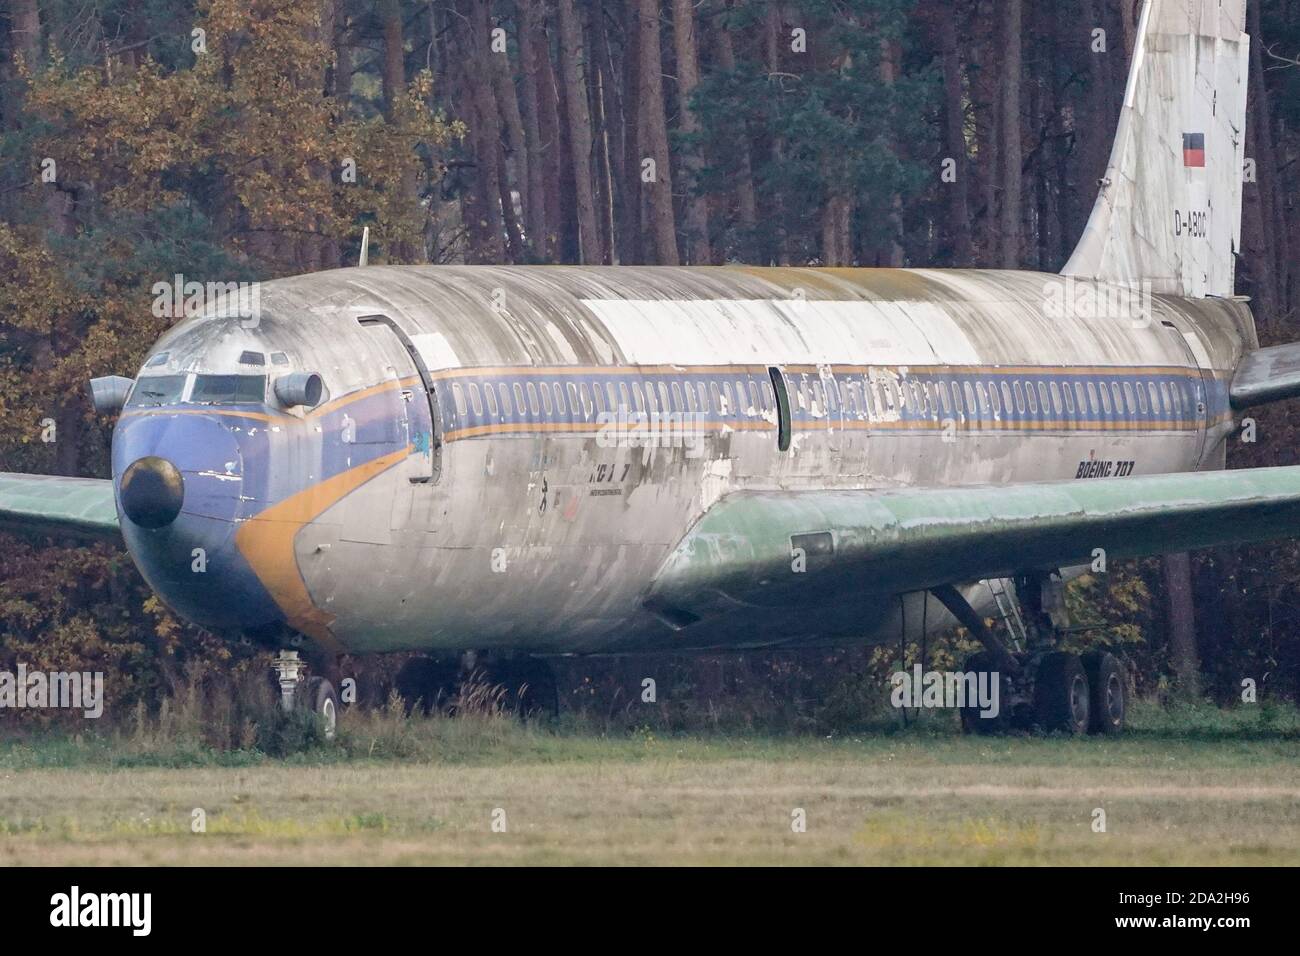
[1033,651,1090,735]
[1081,651,1126,735]
[300,676,339,740]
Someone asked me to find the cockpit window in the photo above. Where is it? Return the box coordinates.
[127,374,188,407]
[191,374,267,405]
[144,352,170,368]
[238,350,266,366]
[270,352,290,366]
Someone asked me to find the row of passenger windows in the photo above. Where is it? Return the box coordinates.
[446,374,1202,426]
[450,376,775,423]
[857,375,1201,422]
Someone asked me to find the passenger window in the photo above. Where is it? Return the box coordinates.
[527,382,540,416]
[468,383,483,418]
[552,383,565,415]
[485,384,498,418]
[513,383,526,419]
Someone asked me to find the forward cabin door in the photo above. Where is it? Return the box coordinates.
[357,314,441,483]
[357,315,443,536]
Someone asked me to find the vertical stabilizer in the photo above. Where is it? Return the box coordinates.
[1063,0,1249,298]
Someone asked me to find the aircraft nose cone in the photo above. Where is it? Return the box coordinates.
[119,456,185,528]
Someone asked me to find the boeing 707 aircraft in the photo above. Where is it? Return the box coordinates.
[3,0,1295,736]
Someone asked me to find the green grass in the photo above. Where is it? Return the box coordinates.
[0,698,1297,864]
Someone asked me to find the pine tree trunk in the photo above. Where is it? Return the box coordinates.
[534,6,564,260]
[763,5,789,265]
[556,0,601,264]
[637,0,679,265]
[671,0,710,264]
[939,5,972,264]
[998,0,1022,268]
[619,0,644,264]
[382,0,419,262]
[490,11,532,257]
[589,2,618,263]
[517,0,548,256]
[713,19,757,258]
[1164,552,1201,696]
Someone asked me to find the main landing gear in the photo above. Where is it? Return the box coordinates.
[932,575,1126,736]
[272,649,340,740]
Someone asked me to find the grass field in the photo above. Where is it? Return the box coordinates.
[1,702,1298,865]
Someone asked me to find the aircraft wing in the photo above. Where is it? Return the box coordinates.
[1231,342,1300,409]
[646,467,1300,620]
[0,473,120,540]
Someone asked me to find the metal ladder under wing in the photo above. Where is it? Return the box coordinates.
[985,577,1027,652]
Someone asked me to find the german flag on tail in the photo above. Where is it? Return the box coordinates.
[1182,132,1206,168]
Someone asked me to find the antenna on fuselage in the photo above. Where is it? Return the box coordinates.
[359,226,370,267]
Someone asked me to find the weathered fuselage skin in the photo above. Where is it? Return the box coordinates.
[111,265,1255,655]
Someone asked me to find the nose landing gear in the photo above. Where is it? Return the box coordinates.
[271,650,339,739]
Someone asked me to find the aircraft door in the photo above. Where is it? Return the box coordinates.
[357,314,441,484]
[1161,318,1213,467]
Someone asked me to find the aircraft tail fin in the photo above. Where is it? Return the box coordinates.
[1062,0,1250,298]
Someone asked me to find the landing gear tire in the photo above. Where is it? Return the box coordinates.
[959,650,1010,735]
[301,676,339,740]
[1033,651,1090,735]
[1081,651,1125,735]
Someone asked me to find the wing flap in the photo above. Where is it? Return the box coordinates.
[0,473,120,540]
[648,467,1300,619]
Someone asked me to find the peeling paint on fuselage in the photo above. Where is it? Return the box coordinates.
[117,265,1255,655]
